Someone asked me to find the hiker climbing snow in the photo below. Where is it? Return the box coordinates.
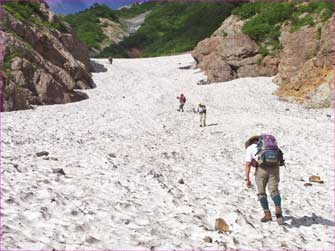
[244,135,285,225]
[177,94,186,112]
[198,103,206,127]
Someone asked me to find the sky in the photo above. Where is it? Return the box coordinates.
[45,0,147,15]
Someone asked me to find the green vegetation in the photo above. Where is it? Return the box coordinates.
[2,1,42,21]
[64,0,333,58]
[99,2,235,58]
[232,1,334,56]
[317,26,322,40]
[240,3,295,43]
[290,1,334,32]
[290,14,315,32]
[2,52,22,79]
[63,4,119,49]
[295,1,334,21]
[98,44,128,58]
[3,1,68,32]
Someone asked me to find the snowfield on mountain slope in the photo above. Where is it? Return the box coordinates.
[1,54,334,250]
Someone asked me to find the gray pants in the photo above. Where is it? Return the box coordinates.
[200,113,206,126]
[255,166,280,197]
[178,103,185,112]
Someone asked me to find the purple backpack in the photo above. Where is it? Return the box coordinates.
[256,134,284,168]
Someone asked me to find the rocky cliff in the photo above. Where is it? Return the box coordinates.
[1,1,95,112]
[192,15,279,83]
[192,4,334,108]
[274,14,334,108]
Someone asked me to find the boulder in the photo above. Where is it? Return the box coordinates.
[203,236,213,243]
[52,168,66,176]
[199,53,237,83]
[36,151,49,157]
[309,175,323,183]
[212,15,245,37]
[192,27,279,83]
[192,36,223,64]
[220,34,259,61]
[215,218,229,232]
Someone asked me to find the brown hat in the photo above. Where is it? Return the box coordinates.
[245,135,260,149]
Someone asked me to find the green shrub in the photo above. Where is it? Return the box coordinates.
[259,44,269,57]
[317,26,322,40]
[3,1,69,33]
[232,2,260,19]
[3,1,40,21]
[290,14,315,32]
[2,52,22,79]
[63,4,118,49]
[297,1,334,15]
[320,7,333,22]
[242,3,295,43]
[238,0,333,48]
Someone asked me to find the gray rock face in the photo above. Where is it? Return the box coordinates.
[211,15,244,37]
[275,25,319,87]
[2,2,94,112]
[221,34,259,62]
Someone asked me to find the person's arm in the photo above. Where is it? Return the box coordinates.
[245,162,252,188]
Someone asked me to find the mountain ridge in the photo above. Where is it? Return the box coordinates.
[45,0,147,14]
[2,1,95,111]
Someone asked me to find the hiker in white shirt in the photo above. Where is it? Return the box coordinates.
[197,104,206,127]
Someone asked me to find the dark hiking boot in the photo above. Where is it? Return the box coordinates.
[261,210,272,223]
[275,207,284,225]
[276,214,284,225]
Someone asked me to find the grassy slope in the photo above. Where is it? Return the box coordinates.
[99,2,235,58]
[64,1,333,59]
[232,1,334,56]
[63,4,119,49]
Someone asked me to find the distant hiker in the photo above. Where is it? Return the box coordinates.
[198,103,206,127]
[108,57,113,64]
[244,135,285,225]
[177,94,186,112]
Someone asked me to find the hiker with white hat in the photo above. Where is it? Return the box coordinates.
[244,135,285,225]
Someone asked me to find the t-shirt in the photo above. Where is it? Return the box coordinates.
[245,143,258,163]
[179,96,186,103]
[198,105,206,114]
